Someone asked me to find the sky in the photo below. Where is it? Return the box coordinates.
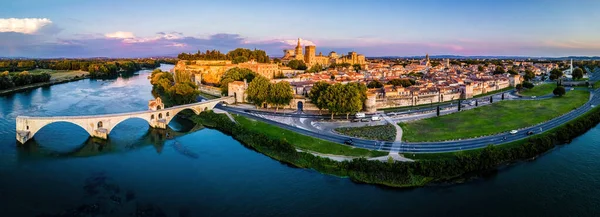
[1,0,600,58]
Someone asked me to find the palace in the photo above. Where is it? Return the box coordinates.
[174,59,280,85]
[281,38,366,67]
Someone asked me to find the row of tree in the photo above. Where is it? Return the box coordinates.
[177,48,270,63]
[246,77,294,112]
[0,71,51,90]
[0,59,166,73]
[149,69,199,105]
[367,79,415,89]
[308,81,367,119]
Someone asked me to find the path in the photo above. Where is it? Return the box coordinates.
[381,114,413,162]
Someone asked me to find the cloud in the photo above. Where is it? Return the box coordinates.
[279,38,316,46]
[0,18,53,34]
[105,31,135,39]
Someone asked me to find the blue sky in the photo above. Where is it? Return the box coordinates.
[1,0,599,58]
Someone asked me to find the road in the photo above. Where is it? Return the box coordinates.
[214,88,599,153]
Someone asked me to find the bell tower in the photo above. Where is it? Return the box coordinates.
[295,38,304,61]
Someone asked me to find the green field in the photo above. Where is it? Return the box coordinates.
[399,90,589,142]
[520,83,556,96]
[24,69,89,80]
[234,115,388,157]
[334,124,396,141]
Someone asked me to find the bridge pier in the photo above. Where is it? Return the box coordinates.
[16,130,31,144]
[150,119,167,129]
[92,128,108,140]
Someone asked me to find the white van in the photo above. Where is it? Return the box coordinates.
[355,112,366,119]
[371,115,380,121]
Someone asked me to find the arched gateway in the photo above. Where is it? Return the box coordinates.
[15,97,235,144]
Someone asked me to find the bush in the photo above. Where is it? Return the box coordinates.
[553,86,566,96]
[522,81,534,89]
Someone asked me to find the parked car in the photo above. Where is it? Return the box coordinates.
[344,139,354,145]
[361,118,369,122]
[510,130,518,134]
[526,131,534,135]
[350,119,360,122]
[531,96,537,99]
[355,112,366,119]
[371,116,380,121]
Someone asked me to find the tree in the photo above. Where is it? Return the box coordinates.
[308,81,330,114]
[170,82,199,105]
[246,76,271,108]
[287,59,307,70]
[516,84,523,92]
[524,70,535,81]
[306,64,323,73]
[320,83,345,120]
[0,71,15,90]
[493,66,506,75]
[352,64,362,72]
[367,80,383,88]
[273,58,281,64]
[522,81,534,89]
[267,81,293,112]
[341,84,363,119]
[572,68,584,80]
[478,65,484,72]
[553,86,566,96]
[219,67,257,95]
[346,82,368,111]
[550,68,563,80]
[232,56,248,64]
[388,78,414,87]
[507,69,518,75]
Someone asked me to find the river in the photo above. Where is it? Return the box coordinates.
[1,64,599,216]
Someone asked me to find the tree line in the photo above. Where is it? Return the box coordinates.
[0,71,51,90]
[0,59,169,73]
[177,48,270,63]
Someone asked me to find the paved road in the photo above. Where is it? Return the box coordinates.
[214,88,599,153]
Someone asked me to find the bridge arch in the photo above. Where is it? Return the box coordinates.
[27,120,93,142]
[107,116,152,136]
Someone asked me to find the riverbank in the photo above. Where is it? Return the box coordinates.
[190,104,600,188]
[0,74,89,96]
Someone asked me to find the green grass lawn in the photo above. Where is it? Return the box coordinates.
[233,114,388,157]
[520,83,556,96]
[334,124,396,141]
[593,82,600,89]
[399,90,589,142]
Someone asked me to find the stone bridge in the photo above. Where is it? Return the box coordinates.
[15,97,235,144]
